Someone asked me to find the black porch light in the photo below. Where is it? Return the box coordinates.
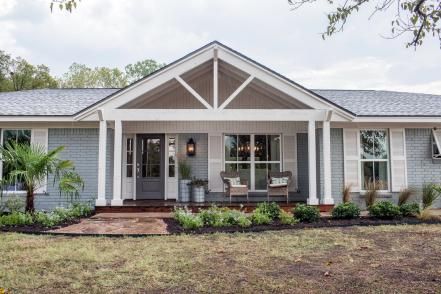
[187,138,196,157]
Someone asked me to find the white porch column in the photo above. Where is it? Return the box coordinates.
[111,120,123,206]
[96,120,107,206]
[307,120,319,205]
[322,120,334,204]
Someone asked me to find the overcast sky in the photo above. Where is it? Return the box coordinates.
[0,0,440,94]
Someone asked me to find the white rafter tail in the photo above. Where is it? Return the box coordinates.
[175,76,213,109]
[219,75,254,110]
[213,47,219,109]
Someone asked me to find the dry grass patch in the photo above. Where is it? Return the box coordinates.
[0,225,441,293]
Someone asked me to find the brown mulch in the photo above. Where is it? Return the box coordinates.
[165,216,441,234]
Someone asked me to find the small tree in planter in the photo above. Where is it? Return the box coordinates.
[0,142,84,212]
[178,160,192,202]
[191,178,208,203]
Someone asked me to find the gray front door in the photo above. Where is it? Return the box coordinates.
[136,134,165,199]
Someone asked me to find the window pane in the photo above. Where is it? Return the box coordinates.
[268,135,280,161]
[224,135,237,161]
[373,131,388,159]
[17,130,31,145]
[255,163,267,190]
[268,163,280,174]
[361,161,374,190]
[375,162,388,190]
[254,135,267,161]
[168,137,176,165]
[3,130,17,146]
[225,163,237,172]
[238,135,251,161]
[146,139,161,178]
[169,165,175,177]
[238,163,251,189]
[126,138,133,152]
[126,165,133,178]
[360,130,374,159]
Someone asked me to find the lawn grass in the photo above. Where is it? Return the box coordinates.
[1,225,441,293]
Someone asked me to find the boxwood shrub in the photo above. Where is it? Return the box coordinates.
[368,201,401,219]
[399,203,420,217]
[293,204,320,222]
[331,203,361,219]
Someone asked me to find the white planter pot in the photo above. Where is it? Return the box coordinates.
[179,179,192,202]
[192,186,205,203]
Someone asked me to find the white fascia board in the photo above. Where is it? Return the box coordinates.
[216,48,354,121]
[0,116,74,122]
[75,47,215,121]
[353,117,441,123]
[102,109,328,122]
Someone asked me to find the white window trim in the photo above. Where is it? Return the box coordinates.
[432,129,441,159]
[358,129,391,193]
[0,128,33,194]
[224,133,282,192]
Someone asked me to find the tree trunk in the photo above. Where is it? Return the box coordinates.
[26,191,35,212]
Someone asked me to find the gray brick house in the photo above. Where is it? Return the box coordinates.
[1,41,441,210]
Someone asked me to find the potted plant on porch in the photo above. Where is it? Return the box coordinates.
[178,160,192,202]
[191,178,208,203]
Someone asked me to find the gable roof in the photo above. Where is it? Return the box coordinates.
[1,87,440,117]
[0,88,118,116]
[313,89,441,117]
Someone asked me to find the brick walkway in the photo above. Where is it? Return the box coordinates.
[49,213,172,235]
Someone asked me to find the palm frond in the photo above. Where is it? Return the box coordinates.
[58,171,85,202]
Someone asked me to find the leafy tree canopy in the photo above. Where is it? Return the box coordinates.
[289,0,441,48]
[125,59,166,84]
[0,51,58,92]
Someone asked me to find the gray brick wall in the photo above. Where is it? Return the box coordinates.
[31,128,113,210]
[406,128,441,208]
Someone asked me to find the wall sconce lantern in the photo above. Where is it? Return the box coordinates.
[187,138,196,157]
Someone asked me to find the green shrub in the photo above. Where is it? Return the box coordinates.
[255,202,281,220]
[399,203,420,217]
[368,201,401,219]
[0,212,34,226]
[293,204,320,222]
[69,203,93,218]
[237,216,252,228]
[331,203,361,219]
[249,211,272,225]
[34,212,63,227]
[199,206,227,227]
[3,197,25,213]
[422,183,441,209]
[279,209,298,225]
[174,208,203,230]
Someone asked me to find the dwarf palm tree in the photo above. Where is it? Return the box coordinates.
[0,142,84,212]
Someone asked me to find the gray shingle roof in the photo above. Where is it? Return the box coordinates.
[1,88,441,117]
[313,89,441,117]
[0,88,118,116]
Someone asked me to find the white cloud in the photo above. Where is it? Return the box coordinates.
[0,0,439,95]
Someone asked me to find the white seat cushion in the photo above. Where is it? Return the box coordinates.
[271,177,289,185]
[269,183,288,188]
[231,184,247,188]
[224,177,241,185]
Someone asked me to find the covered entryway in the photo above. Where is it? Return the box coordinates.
[136,134,165,199]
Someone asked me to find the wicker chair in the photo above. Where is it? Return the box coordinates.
[220,171,249,203]
[267,171,292,203]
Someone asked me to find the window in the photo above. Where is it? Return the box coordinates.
[168,137,176,177]
[126,138,134,178]
[432,129,441,159]
[360,130,389,191]
[2,129,32,192]
[224,134,281,191]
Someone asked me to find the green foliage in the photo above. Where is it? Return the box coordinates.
[61,63,128,88]
[0,212,34,226]
[422,183,441,209]
[293,204,320,223]
[174,208,203,230]
[289,0,441,48]
[279,209,298,225]
[125,59,166,83]
[255,202,281,220]
[249,210,272,225]
[399,203,420,217]
[191,178,208,188]
[34,211,63,227]
[2,196,25,213]
[368,201,401,219]
[331,202,361,219]
[178,161,192,180]
[198,206,251,228]
[0,142,84,212]
[50,0,79,13]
